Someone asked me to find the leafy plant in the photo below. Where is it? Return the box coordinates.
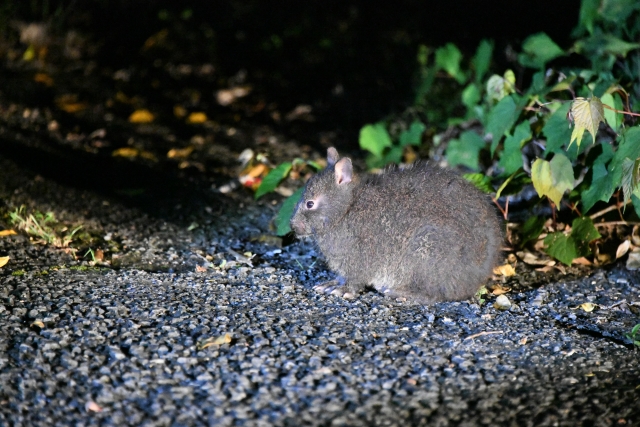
[275,0,640,267]
[8,206,82,248]
[626,323,640,348]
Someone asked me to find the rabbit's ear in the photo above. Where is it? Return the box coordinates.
[327,147,339,166]
[334,158,352,185]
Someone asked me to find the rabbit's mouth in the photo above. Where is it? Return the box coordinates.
[290,219,309,237]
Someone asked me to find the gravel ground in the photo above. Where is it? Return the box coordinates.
[1,153,640,427]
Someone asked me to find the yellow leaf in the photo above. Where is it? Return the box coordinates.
[112,147,139,158]
[569,97,605,147]
[0,230,17,237]
[579,302,595,312]
[129,109,155,123]
[167,146,194,159]
[198,333,232,349]
[493,263,516,276]
[186,112,208,124]
[0,256,9,268]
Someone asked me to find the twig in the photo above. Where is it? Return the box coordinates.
[464,330,504,340]
[589,199,633,220]
[593,221,640,227]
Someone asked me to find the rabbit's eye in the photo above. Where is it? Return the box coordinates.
[306,201,314,209]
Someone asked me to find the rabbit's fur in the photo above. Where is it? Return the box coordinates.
[290,147,503,304]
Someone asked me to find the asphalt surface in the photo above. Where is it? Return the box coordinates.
[1,153,640,427]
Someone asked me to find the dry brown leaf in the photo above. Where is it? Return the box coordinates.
[616,240,631,259]
[491,286,512,296]
[173,105,187,118]
[129,109,155,123]
[34,72,54,86]
[535,265,556,273]
[195,265,207,272]
[0,256,9,268]
[632,225,640,246]
[519,337,528,345]
[55,94,88,113]
[30,320,45,328]
[0,230,17,237]
[94,249,104,262]
[517,250,556,266]
[167,146,194,160]
[186,112,208,124]
[571,257,592,266]
[493,263,516,277]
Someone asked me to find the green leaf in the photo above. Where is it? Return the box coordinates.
[399,121,426,147]
[544,233,578,266]
[570,216,601,255]
[601,92,624,130]
[275,187,304,236]
[574,33,640,60]
[472,39,493,83]
[382,145,404,165]
[435,43,466,84]
[446,130,486,170]
[496,169,531,198]
[462,84,481,110]
[521,216,546,247]
[255,162,292,199]
[609,127,640,189]
[463,173,494,194]
[622,157,640,209]
[580,162,614,213]
[359,122,392,158]
[498,121,532,176]
[543,217,600,265]
[575,0,599,35]
[600,0,640,22]
[486,95,518,155]
[518,33,564,69]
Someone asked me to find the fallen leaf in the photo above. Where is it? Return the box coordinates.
[493,294,511,310]
[216,86,251,106]
[55,94,88,113]
[571,257,592,266]
[0,230,17,237]
[626,249,640,270]
[535,265,556,273]
[94,249,104,262]
[186,112,208,124]
[491,286,512,296]
[517,250,556,266]
[34,72,54,86]
[632,225,640,246]
[0,256,9,268]
[579,302,595,312]
[112,147,139,158]
[167,146,194,159]
[198,333,232,349]
[493,263,516,276]
[519,337,528,345]
[129,109,155,123]
[173,105,187,118]
[30,320,45,328]
[85,401,103,412]
[195,265,207,272]
[616,240,631,259]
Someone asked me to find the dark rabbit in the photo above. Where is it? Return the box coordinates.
[290,147,503,304]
